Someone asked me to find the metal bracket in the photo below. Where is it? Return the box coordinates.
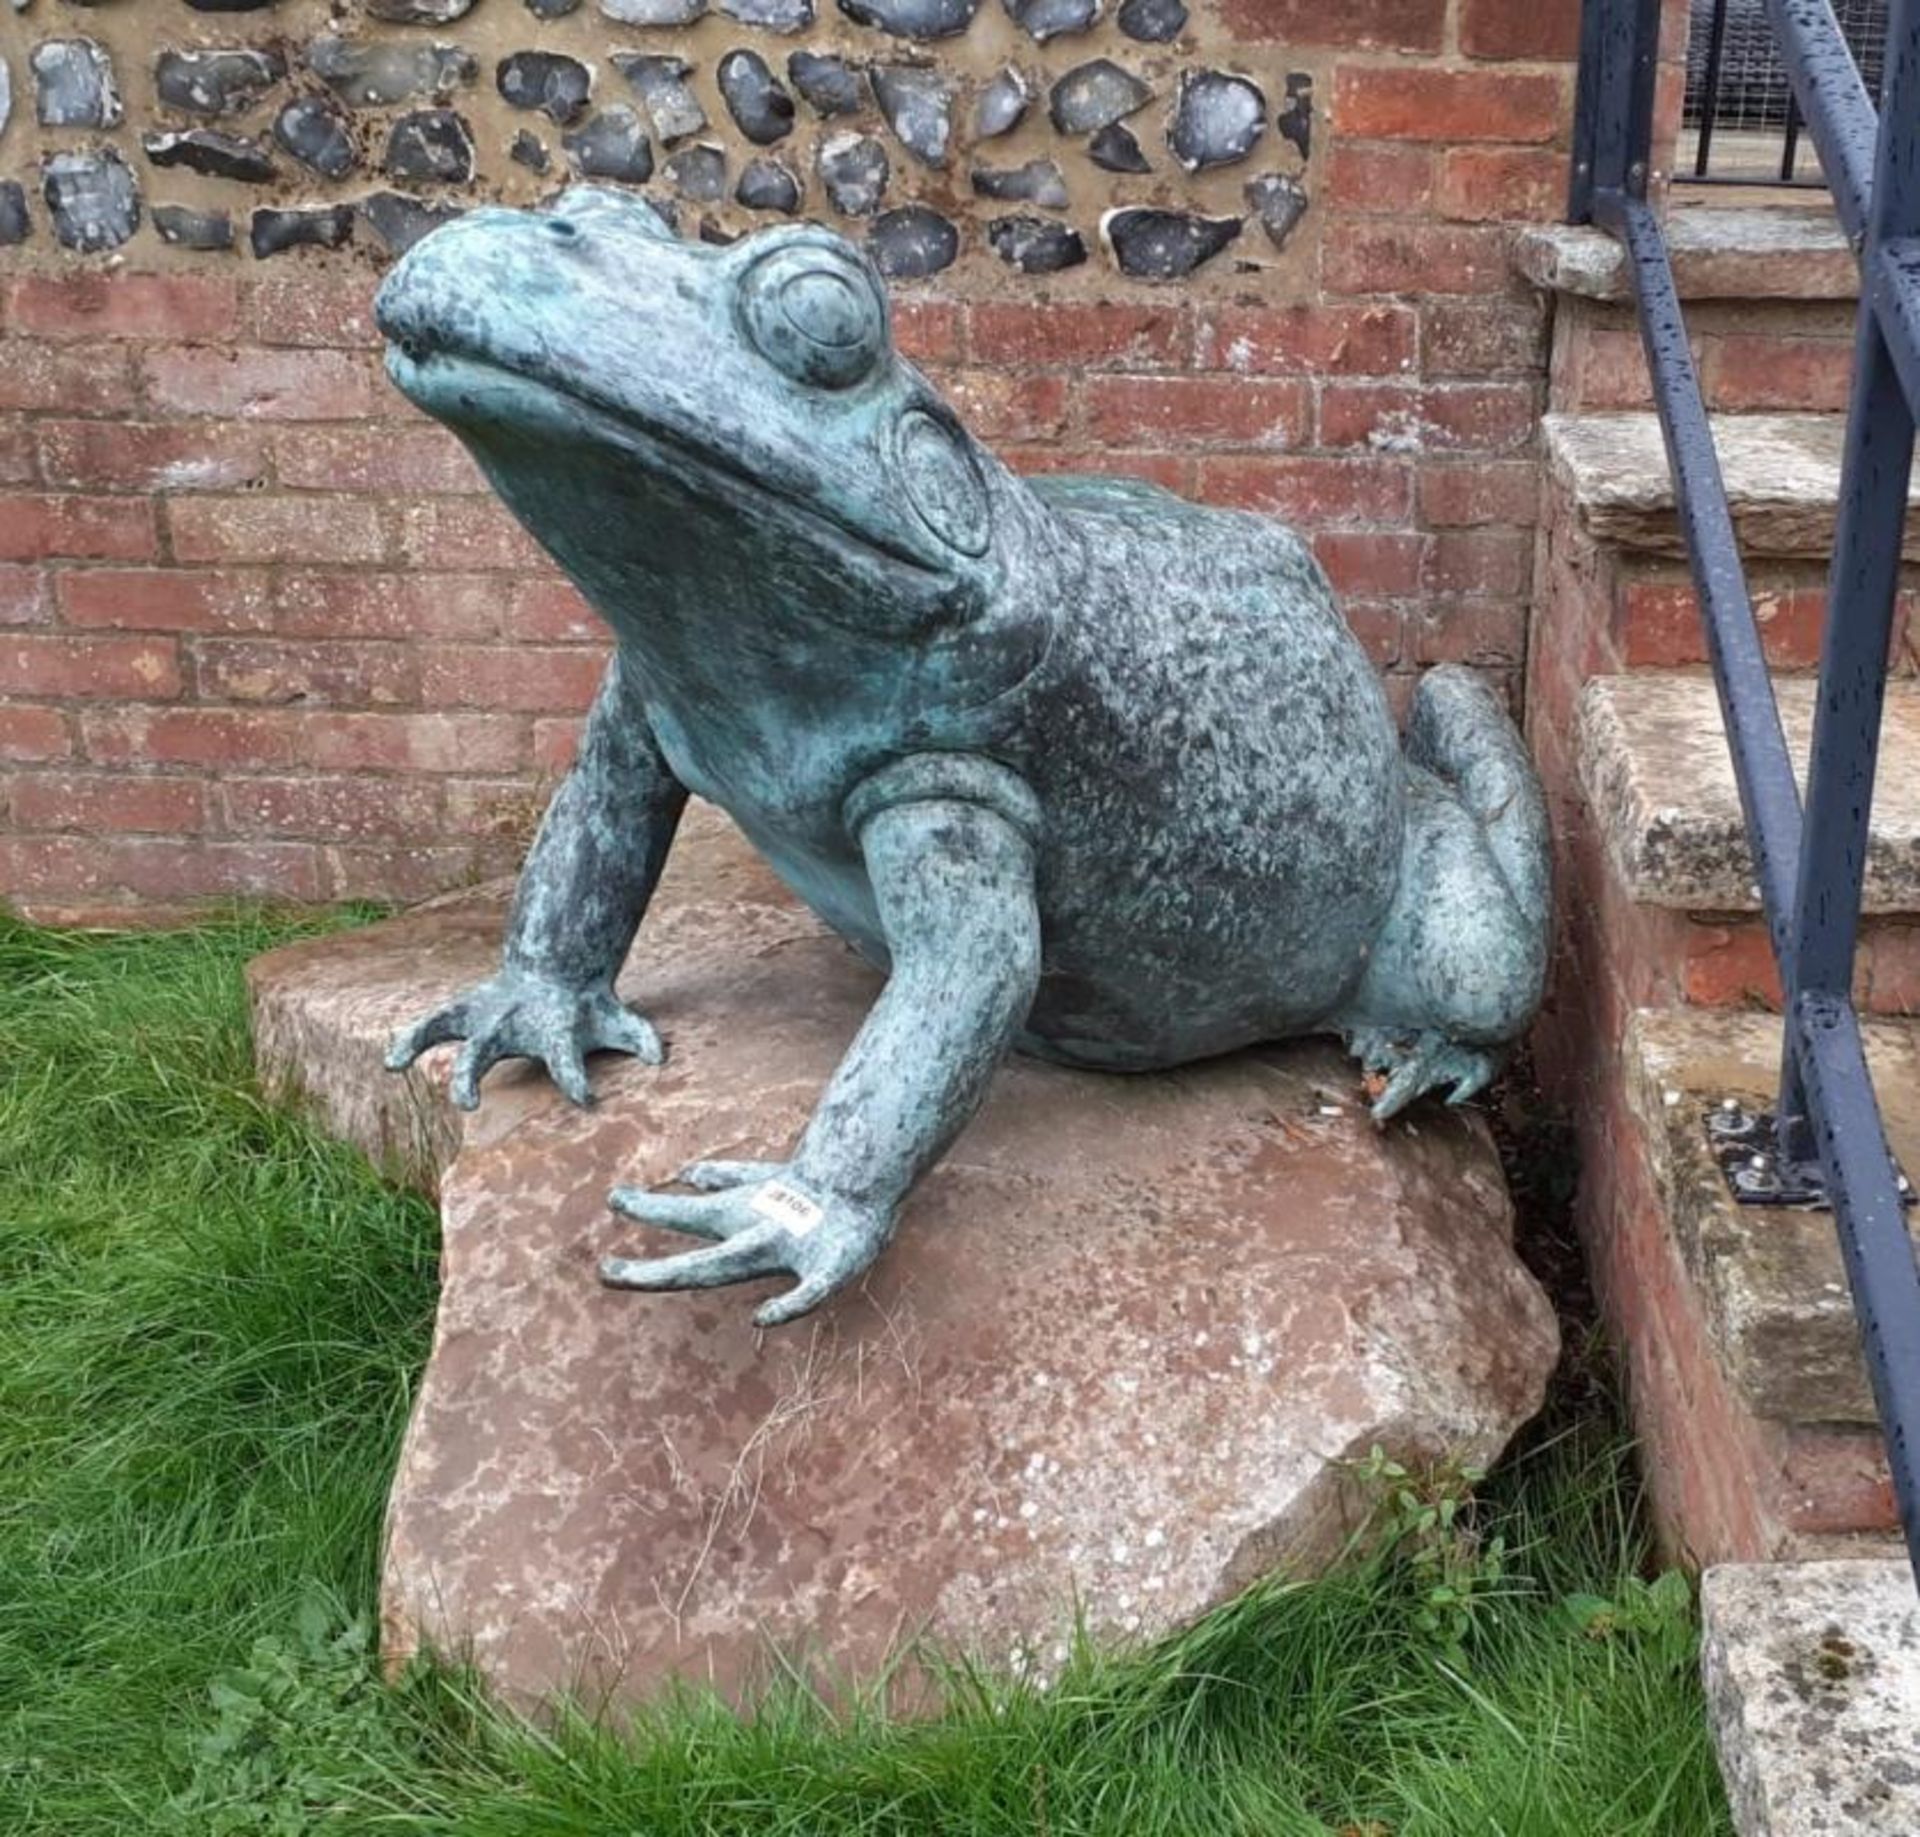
[1707,1099,1917,1210]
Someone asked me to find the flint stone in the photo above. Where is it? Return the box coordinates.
[564,106,654,182]
[736,154,799,212]
[1117,0,1185,40]
[973,64,1029,138]
[1004,0,1099,39]
[666,143,727,201]
[362,190,463,254]
[143,128,277,183]
[525,0,582,14]
[248,815,1556,1708]
[1277,71,1311,159]
[385,107,475,184]
[1089,121,1150,173]
[0,181,29,244]
[32,38,120,127]
[989,212,1085,273]
[615,55,707,144]
[510,128,550,172]
[601,0,706,20]
[0,56,9,140]
[274,97,358,178]
[249,202,354,257]
[154,201,233,249]
[1247,172,1307,249]
[718,0,815,26]
[868,202,956,277]
[870,65,953,168]
[497,51,592,126]
[817,130,888,215]
[971,157,1067,207]
[42,147,138,251]
[310,38,476,108]
[1105,205,1241,279]
[369,0,477,18]
[787,51,862,117]
[1049,58,1149,135]
[154,47,284,117]
[837,0,982,38]
[1168,69,1264,172]
[718,50,794,145]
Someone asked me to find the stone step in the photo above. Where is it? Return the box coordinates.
[1545,411,1920,562]
[1703,1560,1920,1835]
[1518,206,1858,304]
[1578,673,1920,915]
[1624,1006,1920,1435]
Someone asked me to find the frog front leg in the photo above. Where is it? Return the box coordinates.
[386,654,687,1109]
[602,763,1042,1328]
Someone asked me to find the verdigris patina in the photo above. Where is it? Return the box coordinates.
[376,186,1550,1326]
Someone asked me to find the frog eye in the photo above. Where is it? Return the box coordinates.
[897,409,990,557]
[738,244,888,389]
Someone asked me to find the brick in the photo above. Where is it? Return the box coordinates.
[273,572,501,641]
[1423,300,1550,375]
[38,420,268,493]
[11,771,206,835]
[1341,601,1406,667]
[191,638,420,707]
[0,495,157,563]
[1084,375,1308,451]
[169,495,387,566]
[245,276,380,348]
[968,301,1190,371]
[1196,303,1417,376]
[1706,335,1854,413]
[1436,146,1568,223]
[1681,924,1784,1008]
[81,706,528,774]
[420,645,608,714]
[142,346,383,420]
[944,370,1073,444]
[444,776,554,841]
[7,273,239,342]
[0,706,72,763]
[0,425,37,486]
[511,578,602,642]
[1614,577,1841,670]
[57,568,273,634]
[1322,223,1518,296]
[218,775,444,842]
[1197,456,1413,526]
[1330,67,1566,144]
[1218,0,1445,49]
[0,342,138,416]
[269,424,484,494]
[320,842,521,904]
[1324,142,1436,215]
[1005,448,1194,493]
[892,299,964,366]
[1319,381,1537,453]
[1409,599,1527,665]
[1459,0,1583,60]
[1313,530,1425,597]
[396,499,549,571]
[532,716,584,774]
[1421,528,1532,596]
[1418,460,1539,527]
[1568,325,1654,408]
[0,565,49,626]
[0,634,181,699]
[0,835,323,905]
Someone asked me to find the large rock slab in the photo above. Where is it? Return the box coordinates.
[249,814,1558,1709]
[1704,1561,1920,1834]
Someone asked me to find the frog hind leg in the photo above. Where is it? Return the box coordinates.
[1338,665,1551,1123]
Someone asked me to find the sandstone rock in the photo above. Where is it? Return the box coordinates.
[251,812,1557,1711]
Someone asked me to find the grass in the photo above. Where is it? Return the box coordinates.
[0,908,1732,1836]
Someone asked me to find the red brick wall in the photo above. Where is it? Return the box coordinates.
[0,0,1581,922]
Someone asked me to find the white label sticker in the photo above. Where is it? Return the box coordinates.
[751,1181,826,1236]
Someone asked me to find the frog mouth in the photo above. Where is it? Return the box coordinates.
[385,340,953,585]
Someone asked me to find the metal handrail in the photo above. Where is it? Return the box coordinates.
[1571,0,1920,1588]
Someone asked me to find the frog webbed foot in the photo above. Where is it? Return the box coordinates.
[1347,1027,1502,1122]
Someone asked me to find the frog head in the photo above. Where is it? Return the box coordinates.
[375,189,1052,683]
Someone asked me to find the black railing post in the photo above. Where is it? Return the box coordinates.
[1570,0,1663,220]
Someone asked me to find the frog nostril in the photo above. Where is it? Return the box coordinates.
[548,218,580,241]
